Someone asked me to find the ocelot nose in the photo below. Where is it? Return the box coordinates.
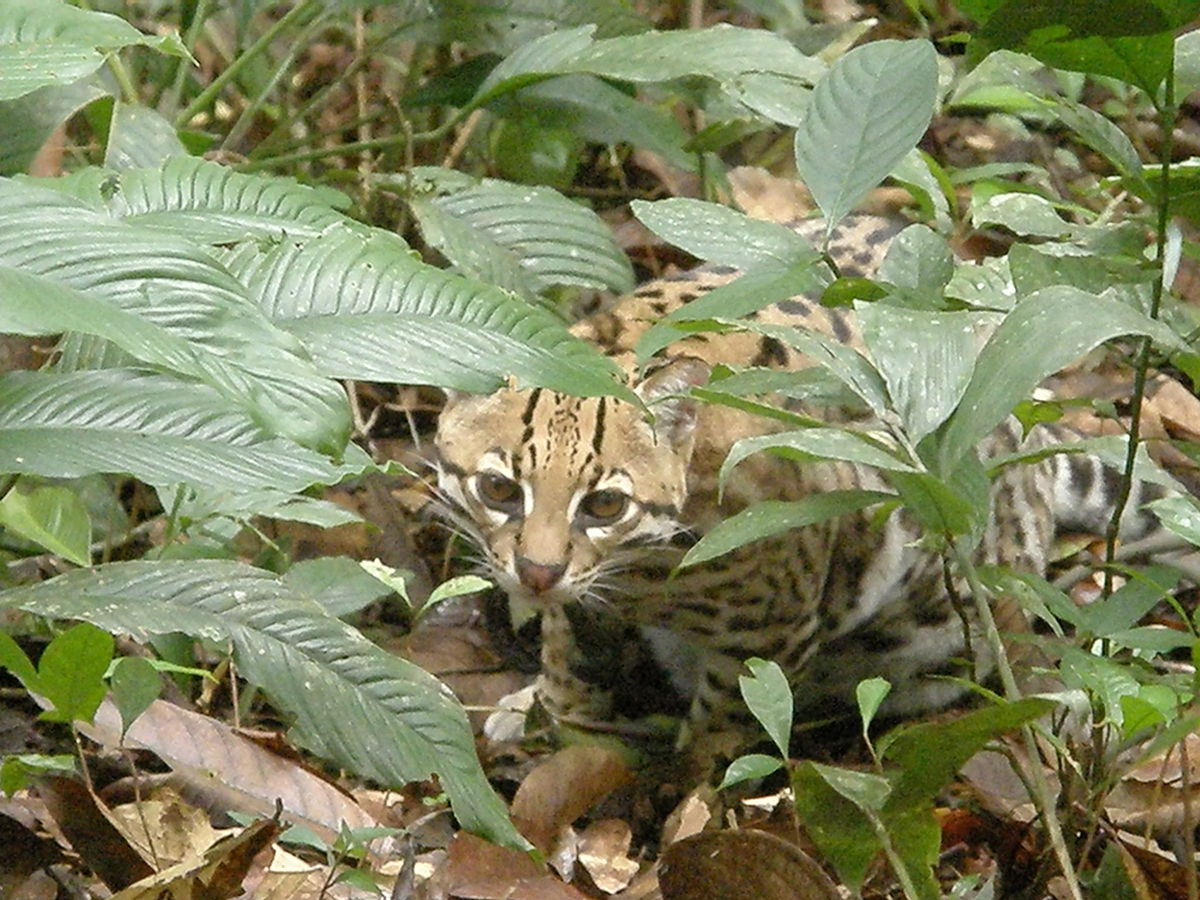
[515,556,565,593]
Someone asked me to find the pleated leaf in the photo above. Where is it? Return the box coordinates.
[112,156,350,243]
[720,429,916,491]
[402,168,633,296]
[0,0,187,102]
[0,560,527,850]
[794,40,937,235]
[0,369,357,493]
[229,226,630,399]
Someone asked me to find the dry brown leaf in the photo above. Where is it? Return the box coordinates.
[509,746,632,854]
[35,775,154,890]
[0,803,61,895]
[80,698,382,850]
[107,790,226,870]
[1113,833,1195,900]
[435,832,590,899]
[1106,731,1200,839]
[109,816,280,900]
[1146,377,1200,441]
[660,791,712,846]
[657,829,842,900]
[577,819,640,894]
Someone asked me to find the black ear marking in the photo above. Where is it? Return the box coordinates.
[636,356,710,450]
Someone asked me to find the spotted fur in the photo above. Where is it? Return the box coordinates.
[435,214,1175,773]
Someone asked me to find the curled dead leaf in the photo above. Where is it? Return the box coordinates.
[510,746,632,854]
[658,829,841,900]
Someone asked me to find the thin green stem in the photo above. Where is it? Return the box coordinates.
[235,117,459,173]
[162,0,216,113]
[105,52,140,104]
[222,13,330,151]
[951,540,1084,900]
[1102,67,1176,595]
[174,0,319,129]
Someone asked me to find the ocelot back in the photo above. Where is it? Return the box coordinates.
[435,214,1173,773]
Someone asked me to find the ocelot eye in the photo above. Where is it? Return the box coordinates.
[476,472,522,513]
[579,489,629,525]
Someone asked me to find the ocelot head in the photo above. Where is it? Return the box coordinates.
[435,357,708,609]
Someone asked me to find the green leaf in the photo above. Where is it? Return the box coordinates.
[634,263,826,363]
[473,24,823,122]
[0,560,528,850]
[720,429,916,490]
[1050,97,1145,186]
[791,761,883,891]
[938,286,1185,473]
[859,305,994,444]
[1146,494,1200,547]
[0,369,355,494]
[971,191,1077,238]
[0,754,75,796]
[0,78,107,176]
[104,102,187,171]
[427,575,492,607]
[632,198,820,270]
[1058,647,1139,727]
[36,622,113,725]
[0,484,91,566]
[718,753,783,790]
[283,557,395,618]
[876,224,955,294]
[1074,565,1180,639]
[680,491,894,568]
[109,656,162,737]
[0,0,188,102]
[400,168,633,296]
[739,658,793,759]
[856,677,891,735]
[958,0,1200,98]
[231,226,629,399]
[882,696,1055,808]
[0,632,40,694]
[1008,244,1153,298]
[888,455,990,541]
[794,40,938,235]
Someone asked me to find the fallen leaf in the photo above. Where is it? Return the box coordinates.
[577,819,640,894]
[510,746,632,853]
[657,829,841,900]
[437,832,590,899]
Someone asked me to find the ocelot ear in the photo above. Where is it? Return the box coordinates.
[635,356,710,450]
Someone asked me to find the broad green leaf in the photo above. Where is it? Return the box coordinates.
[0,78,107,175]
[109,656,162,737]
[0,0,188,102]
[229,226,630,399]
[875,224,955,294]
[399,168,633,295]
[718,753,784,790]
[971,191,1077,238]
[0,754,75,796]
[176,487,366,529]
[938,286,1185,472]
[0,560,528,850]
[720,429,916,490]
[881,696,1054,808]
[859,305,994,444]
[0,369,356,494]
[0,632,40,693]
[474,24,824,121]
[889,454,990,541]
[739,658,793,759]
[0,484,91,566]
[36,622,113,724]
[1178,28,1200,99]
[1147,494,1200,547]
[1058,647,1140,727]
[104,102,186,170]
[1008,243,1153,298]
[113,157,349,242]
[680,491,894,568]
[1050,97,1145,186]
[634,263,826,363]
[856,677,891,734]
[731,320,892,417]
[1074,565,1180,639]
[794,40,938,234]
[944,256,1016,311]
[427,575,492,607]
[282,557,395,618]
[792,761,883,891]
[958,0,1200,98]
[632,198,819,270]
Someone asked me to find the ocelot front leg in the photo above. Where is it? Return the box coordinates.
[535,604,618,727]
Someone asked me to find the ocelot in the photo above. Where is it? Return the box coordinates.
[434,213,1178,775]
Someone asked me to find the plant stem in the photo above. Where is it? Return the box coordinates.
[174,0,319,130]
[1102,67,1176,595]
[235,118,458,172]
[162,0,215,113]
[951,540,1084,900]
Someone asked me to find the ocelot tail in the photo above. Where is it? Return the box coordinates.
[435,213,1180,775]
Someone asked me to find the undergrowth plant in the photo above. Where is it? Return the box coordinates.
[1,0,1199,894]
